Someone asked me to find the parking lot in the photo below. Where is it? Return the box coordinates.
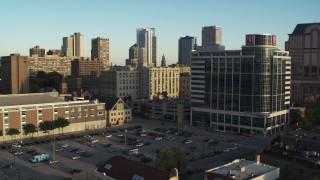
[0,117,273,180]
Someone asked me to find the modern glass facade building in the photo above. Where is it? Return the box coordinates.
[137,28,157,67]
[191,34,291,135]
[178,36,197,65]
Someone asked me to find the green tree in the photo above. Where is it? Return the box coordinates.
[171,146,188,170]
[54,118,70,134]
[6,128,20,140]
[155,146,188,171]
[23,123,37,137]
[155,146,176,171]
[39,121,55,135]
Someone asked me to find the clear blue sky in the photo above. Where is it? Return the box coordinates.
[0,0,319,65]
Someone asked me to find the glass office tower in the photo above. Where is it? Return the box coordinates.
[191,34,291,135]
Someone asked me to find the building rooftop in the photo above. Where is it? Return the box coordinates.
[90,95,121,110]
[96,156,173,180]
[291,23,320,35]
[206,159,279,180]
[0,93,64,107]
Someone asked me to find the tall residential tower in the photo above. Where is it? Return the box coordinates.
[62,32,84,57]
[91,37,111,69]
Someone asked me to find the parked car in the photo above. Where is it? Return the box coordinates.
[61,144,69,148]
[75,150,86,154]
[223,148,230,152]
[72,155,81,160]
[104,144,112,148]
[184,139,192,145]
[135,142,144,147]
[70,169,82,174]
[154,137,162,141]
[11,143,22,148]
[14,151,24,155]
[70,148,79,152]
[26,148,36,154]
[105,134,112,138]
[1,162,13,168]
[55,148,63,152]
[49,160,59,164]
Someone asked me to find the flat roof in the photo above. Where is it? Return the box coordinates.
[206,159,278,180]
[0,94,64,107]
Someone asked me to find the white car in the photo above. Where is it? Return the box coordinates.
[49,160,59,164]
[12,143,22,148]
[55,148,63,152]
[165,136,176,141]
[61,144,69,148]
[184,139,192,145]
[230,146,238,150]
[139,133,147,137]
[72,156,81,160]
[87,138,98,143]
[154,137,162,141]
[14,151,24,155]
[223,148,230,152]
[105,134,112,138]
[135,142,144,147]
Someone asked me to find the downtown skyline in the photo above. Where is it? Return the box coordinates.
[0,0,319,66]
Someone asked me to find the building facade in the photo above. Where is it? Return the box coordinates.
[286,23,320,104]
[91,37,111,70]
[137,28,156,67]
[46,49,64,57]
[0,92,106,142]
[28,55,73,76]
[179,72,191,99]
[191,34,291,135]
[126,43,140,68]
[29,46,45,57]
[202,26,222,46]
[132,99,190,123]
[178,36,197,65]
[100,67,139,99]
[71,58,103,91]
[62,32,84,57]
[139,67,180,100]
[1,54,29,94]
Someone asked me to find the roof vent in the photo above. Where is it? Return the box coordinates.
[132,174,144,180]
[104,163,112,170]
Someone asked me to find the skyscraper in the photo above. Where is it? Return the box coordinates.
[62,32,84,57]
[1,54,29,94]
[91,37,110,69]
[202,26,222,46]
[136,28,156,67]
[191,34,291,135]
[73,32,84,57]
[178,36,197,65]
[286,23,320,104]
[29,46,45,57]
[126,44,139,67]
[62,36,74,57]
